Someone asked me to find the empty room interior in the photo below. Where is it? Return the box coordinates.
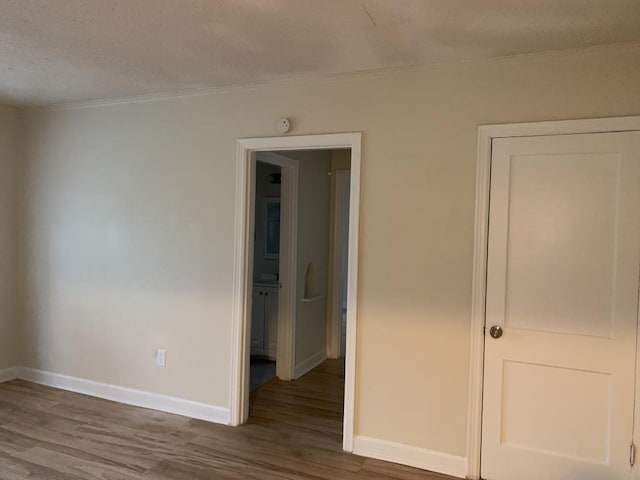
[1,2,640,479]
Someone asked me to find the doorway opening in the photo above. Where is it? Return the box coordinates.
[248,158,282,392]
[230,133,361,452]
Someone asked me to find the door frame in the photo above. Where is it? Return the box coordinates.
[466,115,640,480]
[254,151,299,377]
[327,169,351,359]
[229,132,362,453]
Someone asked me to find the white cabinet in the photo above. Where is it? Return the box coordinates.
[250,284,278,359]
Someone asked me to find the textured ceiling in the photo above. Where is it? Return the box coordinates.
[1,0,640,106]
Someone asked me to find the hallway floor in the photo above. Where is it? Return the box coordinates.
[249,357,276,391]
[0,360,453,479]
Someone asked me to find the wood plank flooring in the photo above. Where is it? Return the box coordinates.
[0,360,453,479]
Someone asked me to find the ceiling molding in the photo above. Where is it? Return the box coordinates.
[24,42,640,113]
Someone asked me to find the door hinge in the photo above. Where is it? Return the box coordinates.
[630,443,636,466]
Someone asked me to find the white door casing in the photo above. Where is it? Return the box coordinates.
[230,133,362,454]
[481,132,640,480]
[467,116,640,480]
[328,169,351,359]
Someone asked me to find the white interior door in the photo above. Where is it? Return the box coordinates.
[481,131,640,480]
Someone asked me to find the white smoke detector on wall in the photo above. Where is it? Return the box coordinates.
[276,118,291,133]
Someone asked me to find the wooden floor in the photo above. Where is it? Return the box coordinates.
[0,360,452,479]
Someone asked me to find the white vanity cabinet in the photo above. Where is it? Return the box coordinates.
[250,284,278,359]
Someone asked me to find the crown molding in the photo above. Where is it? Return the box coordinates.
[21,41,640,113]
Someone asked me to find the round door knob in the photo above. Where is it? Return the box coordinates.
[489,325,503,339]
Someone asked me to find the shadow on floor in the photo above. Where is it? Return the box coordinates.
[249,357,276,391]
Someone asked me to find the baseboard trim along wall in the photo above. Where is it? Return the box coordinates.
[1,366,466,477]
[1,366,230,425]
[294,349,327,379]
[353,435,467,479]
[0,366,20,383]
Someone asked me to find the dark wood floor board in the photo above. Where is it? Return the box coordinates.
[0,400,195,472]
[362,457,457,480]
[183,435,364,479]
[0,359,455,479]
[0,387,59,412]
[10,446,145,480]
[0,453,87,480]
[0,423,159,474]
[0,429,36,456]
[49,398,192,435]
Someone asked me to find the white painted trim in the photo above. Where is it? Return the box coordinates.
[229,139,253,427]
[275,154,298,384]
[328,169,350,359]
[343,137,361,453]
[466,124,493,480]
[0,366,20,383]
[256,151,299,384]
[4,367,229,424]
[354,436,466,479]
[294,350,328,379]
[634,271,640,480]
[300,295,324,303]
[230,132,361,453]
[237,133,362,152]
[467,115,640,480]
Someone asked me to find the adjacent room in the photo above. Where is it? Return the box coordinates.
[246,148,352,452]
[1,2,640,479]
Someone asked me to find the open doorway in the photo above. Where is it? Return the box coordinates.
[248,159,282,391]
[247,148,351,449]
[230,133,361,452]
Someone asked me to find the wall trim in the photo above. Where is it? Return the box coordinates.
[231,133,362,455]
[327,169,351,359]
[294,349,328,380]
[26,42,640,112]
[0,366,20,383]
[256,151,299,383]
[354,436,466,479]
[13,367,229,424]
[467,114,640,480]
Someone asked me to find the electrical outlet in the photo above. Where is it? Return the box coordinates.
[156,349,167,368]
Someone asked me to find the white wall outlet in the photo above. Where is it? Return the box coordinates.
[156,348,167,367]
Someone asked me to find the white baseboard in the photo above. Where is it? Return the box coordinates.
[353,435,467,479]
[4,365,465,477]
[13,367,229,425]
[0,366,20,383]
[294,349,327,379]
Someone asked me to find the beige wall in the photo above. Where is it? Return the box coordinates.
[20,44,640,457]
[0,106,22,369]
